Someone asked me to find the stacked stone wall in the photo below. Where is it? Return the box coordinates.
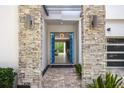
[81,5,106,87]
[18,5,43,88]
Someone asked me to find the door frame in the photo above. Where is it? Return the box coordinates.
[50,32,74,64]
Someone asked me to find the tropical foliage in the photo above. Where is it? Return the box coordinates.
[74,64,82,79]
[87,72,123,88]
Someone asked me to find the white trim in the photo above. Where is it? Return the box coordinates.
[105,67,124,68]
[106,44,124,46]
[106,36,124,38]
[106,52,124,54]
[106,59,124,62]
[106,19,124,20]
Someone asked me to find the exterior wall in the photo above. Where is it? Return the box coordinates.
[0,5,115,87]
[18,5,43,88]
[106,20,124,37]
[106,5,124,19]
[46,24,78,64]
[0,6,19,70]
[106,5,124,37]
[0,5,123,71]
[81,5,106,87]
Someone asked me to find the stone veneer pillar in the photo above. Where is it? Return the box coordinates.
[18,5,43,88]
[81,5,106,87]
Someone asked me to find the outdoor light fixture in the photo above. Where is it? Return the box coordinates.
[90,15,97,28]
[107,28,111,31]
[25,14,34,29]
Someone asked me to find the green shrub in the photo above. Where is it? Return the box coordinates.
[74,64,82,79]
[87,72,123,88]
[0,68,16,88]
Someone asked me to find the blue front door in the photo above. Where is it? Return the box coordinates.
[69,32,74,64]
[50,32,55,64]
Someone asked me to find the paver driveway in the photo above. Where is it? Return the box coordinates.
[42,67,81,88]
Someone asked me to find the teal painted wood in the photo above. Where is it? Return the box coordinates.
[69,32,74,64]
[50,32,55,64]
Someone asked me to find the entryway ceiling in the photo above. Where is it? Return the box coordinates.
[46,20,78,25]
[44,5,81,20]
[45,5,81,12]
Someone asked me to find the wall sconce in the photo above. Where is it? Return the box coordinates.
[107,28,111,32]
[90,15,97,28]
[25,14,34,29]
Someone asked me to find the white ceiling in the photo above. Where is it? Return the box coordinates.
[45,5,81,20]
[46,20,78,25]
[46,5,81,12]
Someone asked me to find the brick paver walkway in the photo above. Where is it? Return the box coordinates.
[42,67,81,88]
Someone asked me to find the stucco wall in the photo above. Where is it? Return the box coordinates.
[106,5,124,19]
[0,5,19,70]
[106,20,124,37]
[106,5,124,37]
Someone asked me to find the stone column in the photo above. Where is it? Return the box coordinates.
[81,5,106,87]
[18,5,43,88]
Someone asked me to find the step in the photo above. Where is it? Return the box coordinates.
[48,64,74,68]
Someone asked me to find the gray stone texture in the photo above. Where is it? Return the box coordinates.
[18,5,106,88]
[18,5,43,88]
[81,5,106,87]
[42,67,81,88]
